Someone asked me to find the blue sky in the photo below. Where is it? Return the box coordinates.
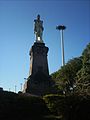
[0,0,90,92]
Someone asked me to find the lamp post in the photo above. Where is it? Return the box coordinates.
[15,85,17,93]
[20,83,22,91]
[9,88,10,92]
[56,25,66,66]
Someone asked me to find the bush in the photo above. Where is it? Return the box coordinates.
[0,91,50,120]
[43,94,90,120]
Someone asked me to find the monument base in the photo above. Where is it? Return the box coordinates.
[23,73,54,96]
[29,42,49,76]
[23,42,55,96]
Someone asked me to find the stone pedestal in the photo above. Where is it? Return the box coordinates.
[23,42,52,96]
[29,42,49,77]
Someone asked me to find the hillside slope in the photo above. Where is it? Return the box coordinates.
[0,91,50,120]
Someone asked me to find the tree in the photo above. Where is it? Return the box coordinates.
[75,43,90,95]
[52,57,82,93]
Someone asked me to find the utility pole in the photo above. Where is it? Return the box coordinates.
[56,25,66,66]
[9,88,10,92]
[15,85,17,93]
[20,83,22,91]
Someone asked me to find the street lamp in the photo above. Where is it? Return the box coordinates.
[20,83,22,91]
[56,25,66,66]
[15,85,17,93]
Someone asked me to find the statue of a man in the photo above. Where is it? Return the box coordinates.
[34,15,44,42]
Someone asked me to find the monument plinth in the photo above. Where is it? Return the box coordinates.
[29,42,49,77]
[23,15,52,96]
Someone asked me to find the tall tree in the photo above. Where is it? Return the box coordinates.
[52,57,82,93]
[76,43,90,95]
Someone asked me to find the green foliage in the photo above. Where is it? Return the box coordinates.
[82,43,90,65]
[43,94,90,120]
[43,94,65,115]
[51,43,90,95]
[48,43,90,120]
[0,91,50,120]
[75,43,90,95]
[51,57,82,93]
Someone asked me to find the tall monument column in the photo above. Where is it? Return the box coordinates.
[23,15,52,96]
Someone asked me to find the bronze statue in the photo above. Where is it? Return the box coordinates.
[34,15,44,42]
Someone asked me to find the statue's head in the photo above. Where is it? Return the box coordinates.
[37,14,40,20]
